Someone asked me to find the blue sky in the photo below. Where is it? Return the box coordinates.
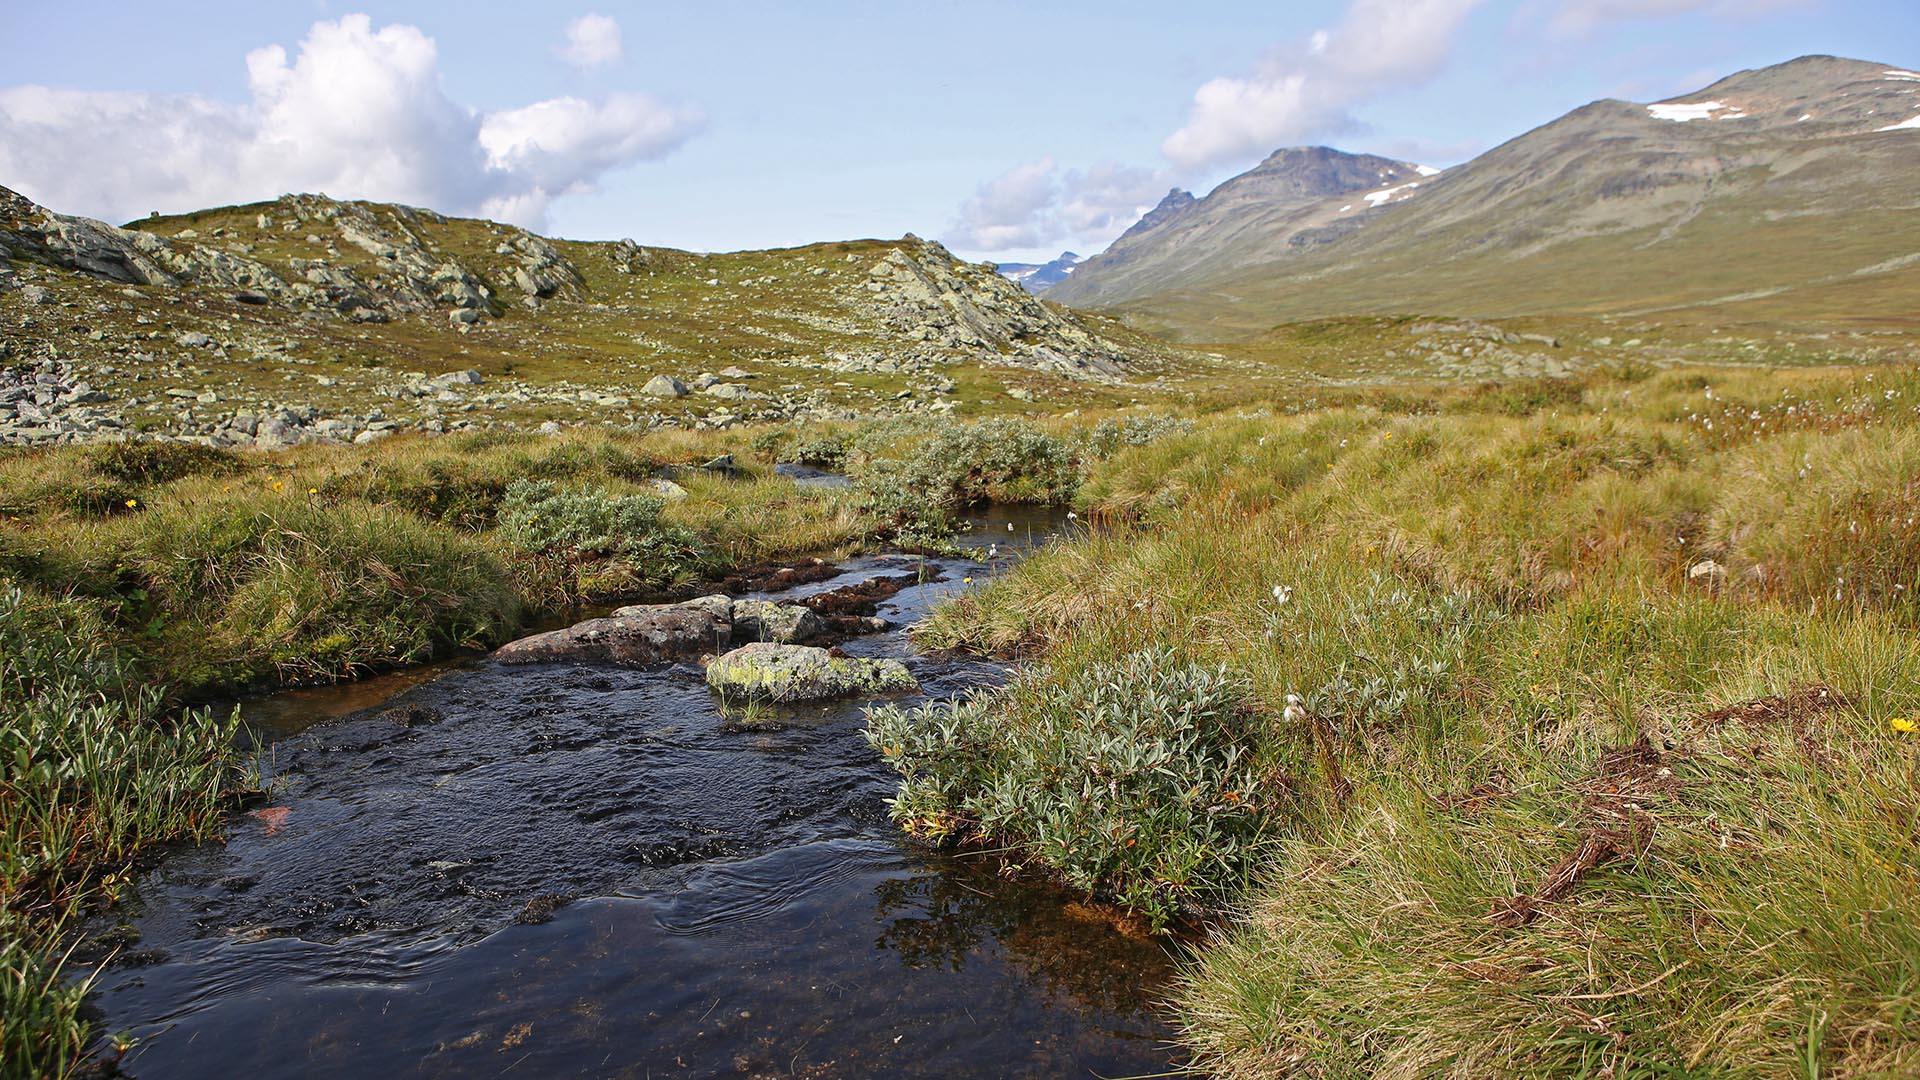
[1,1,1912,262]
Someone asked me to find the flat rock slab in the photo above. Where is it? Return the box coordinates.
[705,643,918,704]
[493,603,731,666]
[494,595,825,667]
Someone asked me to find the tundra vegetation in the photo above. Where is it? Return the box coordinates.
[890,361,1920,1078]
[3,358,1919,1077]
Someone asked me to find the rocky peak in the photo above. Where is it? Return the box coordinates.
[1228,146,1424,200]
[1128,188,1196,238]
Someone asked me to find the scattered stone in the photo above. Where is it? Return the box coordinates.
[1688,559,1727,587]
[729,599,823,645]
[705,382,754,401]
[642,374,689,398]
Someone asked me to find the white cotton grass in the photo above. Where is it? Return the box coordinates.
[1272,584,1293,605]
[1283,693,1306,724]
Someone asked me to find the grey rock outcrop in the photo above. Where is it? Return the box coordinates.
[1,185,294,298]
[859,238,1126,380]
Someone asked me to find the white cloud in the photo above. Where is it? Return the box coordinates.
[1162,0,1487,172]
[558,13,624,69]
[945,159,1169,254]
[0,14,699,229]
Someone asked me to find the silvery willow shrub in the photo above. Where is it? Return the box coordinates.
[496,479,701,563]
[1072,414,1195,461]
[867,647,1278,926]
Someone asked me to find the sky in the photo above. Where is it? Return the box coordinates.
[1,1,1913,264]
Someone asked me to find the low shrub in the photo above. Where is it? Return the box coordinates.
[866,647,1278,925]
[497,479,703,564]
[1072,414,1195,461]
[855,418,1079,547]
[87,441,242,486]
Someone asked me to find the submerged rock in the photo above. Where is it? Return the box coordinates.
[705,642,918,704]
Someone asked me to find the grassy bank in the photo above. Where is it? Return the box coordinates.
[0,427,880,696]
[877,362,1920,1077]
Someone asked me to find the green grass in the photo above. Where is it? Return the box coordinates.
[0,426,884,694]
[0,587,248,1078]
[885,359,1920,1078]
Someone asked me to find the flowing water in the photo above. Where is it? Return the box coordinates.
[84,507,1188,1078]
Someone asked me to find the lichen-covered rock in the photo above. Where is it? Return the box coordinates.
[496,593,834,668]
[729,598,822,644]
[705,643,918,704]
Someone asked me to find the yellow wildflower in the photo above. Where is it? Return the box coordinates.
[271,480,284,492]
[1891,717,1916,734]
[124,498,139,509]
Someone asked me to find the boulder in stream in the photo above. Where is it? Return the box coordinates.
[493,599,731,666]
[729,598,822,644]
[493,594,829,666]
[705,643,918,704]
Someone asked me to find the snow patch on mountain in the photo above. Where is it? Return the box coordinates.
[1648,100,1741,122]
[1364,182,1422,208]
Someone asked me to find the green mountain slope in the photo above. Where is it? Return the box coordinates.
[1062,55,1920,339]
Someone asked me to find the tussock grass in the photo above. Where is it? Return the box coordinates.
[0,428,880,693]
[891,361,1920,1077]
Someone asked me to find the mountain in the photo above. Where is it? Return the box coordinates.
[994,251,1082,293]
[0,188,1161,448]
[1046,147,1433,308]
[1057,55,1920,339]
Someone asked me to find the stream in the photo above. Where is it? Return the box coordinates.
[82,505,1188,1079]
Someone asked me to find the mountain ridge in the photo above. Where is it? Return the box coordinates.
[1053,54,1920,336]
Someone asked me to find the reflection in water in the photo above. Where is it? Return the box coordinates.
[81,510,1189,1078]
[873,851,1176,1020]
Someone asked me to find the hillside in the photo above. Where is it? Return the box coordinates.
[1047,146,1430,308]
[0,188,1174,448]
[1058,55,1920,339]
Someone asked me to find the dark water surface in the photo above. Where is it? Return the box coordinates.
[87,508,1187,1078]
